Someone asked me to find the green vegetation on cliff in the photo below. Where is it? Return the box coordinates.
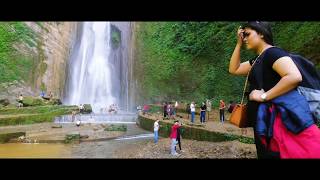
[0,22,37,83]
[135,22,320,104]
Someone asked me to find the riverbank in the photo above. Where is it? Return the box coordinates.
[0,122,126,143]
[113,137,256,158]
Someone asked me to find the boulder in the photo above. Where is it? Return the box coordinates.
[17,96,62,106]
[80,135,89,139]
[51,125,62,128]
[45,98,62,105]
[65,133,80,143]
[20,96,45,106]
[0,132,26,143]
[0,99,10,106]
[82,104,92,114]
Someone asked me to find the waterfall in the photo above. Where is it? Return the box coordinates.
[64,22,118,113]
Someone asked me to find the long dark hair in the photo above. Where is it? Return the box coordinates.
[241,21,274,46]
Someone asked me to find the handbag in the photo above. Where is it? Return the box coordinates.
[230,56,259,128]
[229,77,249,128]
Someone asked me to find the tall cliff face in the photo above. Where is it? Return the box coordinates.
[110,22,136,110]
[0,22,78,104]
[111,22,138,111]
[1,21,138,109]
[24,22,78,98]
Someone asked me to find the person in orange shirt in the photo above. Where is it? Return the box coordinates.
[219,100,226,123]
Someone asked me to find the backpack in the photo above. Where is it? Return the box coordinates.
[289,53,320,122]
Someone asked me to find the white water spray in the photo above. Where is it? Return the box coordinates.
[64,22,117,112]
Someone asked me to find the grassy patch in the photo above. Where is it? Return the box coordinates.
[0,105,77,115]
[0,105,78,126]
[104,124,127,131]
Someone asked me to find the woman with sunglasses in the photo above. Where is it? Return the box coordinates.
[229,21,320,159]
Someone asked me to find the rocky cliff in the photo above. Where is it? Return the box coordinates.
[0,22,78,105]
[25,22,78,98]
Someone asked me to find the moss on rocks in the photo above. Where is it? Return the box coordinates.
[19,96,62,107]
[104,124,127,131]
[0,99,10,106]
[0,105,78,126]
[65,133,80,143]
[82,104,92,114]
[0,132,25,143]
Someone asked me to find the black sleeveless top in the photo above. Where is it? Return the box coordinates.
[247,47,289,127]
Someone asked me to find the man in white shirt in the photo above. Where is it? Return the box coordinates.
[190,102,196,123]
[154,120,160,144]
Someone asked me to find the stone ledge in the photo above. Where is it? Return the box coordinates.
[138,114,254,144]
[0,132,26,143]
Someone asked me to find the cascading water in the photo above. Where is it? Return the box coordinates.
[64,22,118,113]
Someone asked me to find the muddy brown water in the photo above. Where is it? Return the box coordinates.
[0,123,153,158]
[0,143,72,158]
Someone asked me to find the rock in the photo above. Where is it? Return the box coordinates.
[65,133,80,143]
[100,124,107,128]
[0,98,10,106]
[93,127,100,131]
[80,135,89,139]
[20,96,45,106]
[18,135,26,141]
[45,98,62,105]
[51,125,62,128]
[111,24,121,49]
[82,104,92,114]
[0,132,26,143]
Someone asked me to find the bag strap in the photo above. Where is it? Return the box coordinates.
[240,56,260,105]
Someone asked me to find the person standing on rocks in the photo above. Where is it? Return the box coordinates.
[154,119,160,144]
[186,103,191,119]
[170,120,181,156]
[79,104,84,113]
[219,100,226,123]
[176,121,183,152]
[200,102,207,124]
[49,91,53,100]
[190,102,196,123]
[163,102,167,119]
[17,94,23,108]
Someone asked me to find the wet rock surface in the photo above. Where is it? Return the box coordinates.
[113,138,257,159]
[0,122,125,143]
